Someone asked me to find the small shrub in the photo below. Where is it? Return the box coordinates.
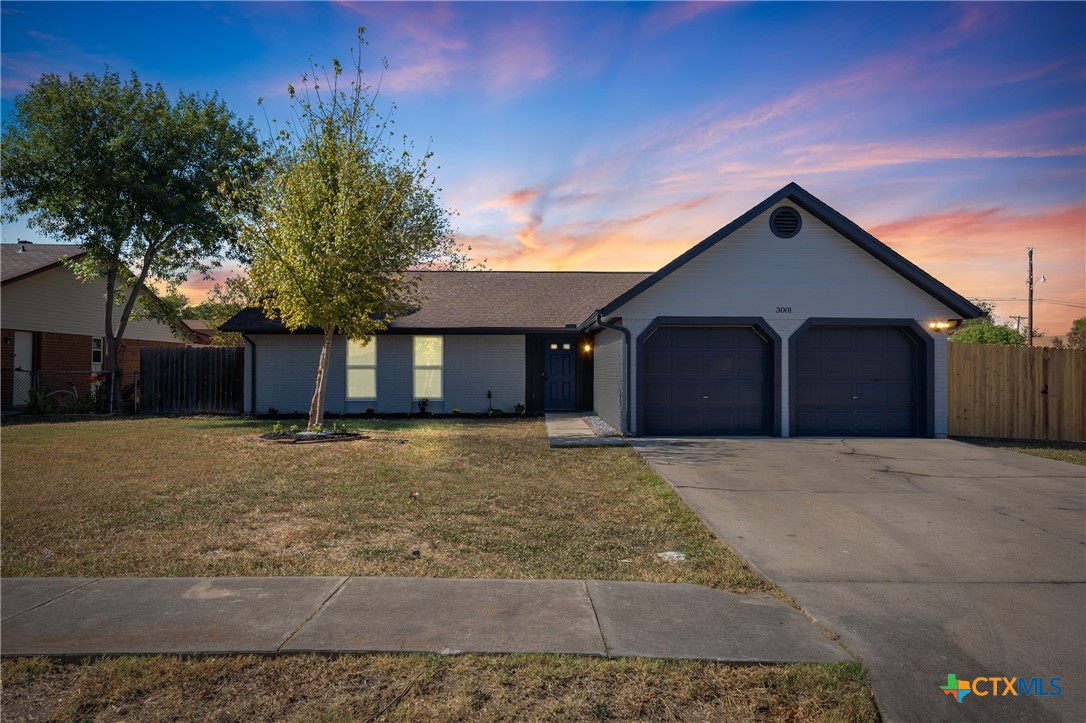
[311,424,322,433]
[267,407,279,418]
[452,408,461,415]
[289,424,300,433]
[417,398,429,415]
[272,422,284,434]
[514,403,526,416]
[488,408,505,417]
[365,407,375,416]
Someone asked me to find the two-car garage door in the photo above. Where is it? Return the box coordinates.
[638,322,924,437]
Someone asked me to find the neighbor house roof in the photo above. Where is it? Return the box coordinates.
[583,182,984,327]
[1,242,86,285]
[221,271,653,334]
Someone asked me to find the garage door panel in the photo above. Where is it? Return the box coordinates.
[672,327,703,348]
[643,324,768,436]
[672,355,703,376]
[853,355,887,378]
[705,354,736,374]
[886,412,915,436]
[645,383,671,404]
[885,383,914,406]
[884,355,913,377]
[794,325,919,437]
[669,381,703,403]
[736,381,764,404]
[644,350,672,375]
[819,383,855,405]
[852,328,887,348]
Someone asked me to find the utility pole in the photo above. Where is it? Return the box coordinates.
[1027,247,1034,347]
[1009,315,1027,333]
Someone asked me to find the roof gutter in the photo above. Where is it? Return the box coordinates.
[594,311,632,436]
[242,333,257,415]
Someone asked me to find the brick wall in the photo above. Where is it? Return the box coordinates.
[1,328,185,410]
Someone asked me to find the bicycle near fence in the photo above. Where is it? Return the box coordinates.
[6,369,115,414]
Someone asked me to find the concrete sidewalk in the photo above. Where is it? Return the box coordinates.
[545,412,629,447]
[1,576,848,663]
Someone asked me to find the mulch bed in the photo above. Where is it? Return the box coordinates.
[259,431,369,445]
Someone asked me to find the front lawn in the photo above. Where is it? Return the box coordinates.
[1,417,765,591]
[0,655,878,722]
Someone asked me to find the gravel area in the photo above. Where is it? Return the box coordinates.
[583,414,622,437]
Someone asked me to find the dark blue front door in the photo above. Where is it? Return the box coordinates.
[544,339,576,410]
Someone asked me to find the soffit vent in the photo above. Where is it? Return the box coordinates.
[770,207,801,239]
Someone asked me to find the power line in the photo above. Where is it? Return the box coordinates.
[984,298,1086,309]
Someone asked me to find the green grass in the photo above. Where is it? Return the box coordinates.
[1,417,764,591]
[0,655,878,722]
[953,437,1086,466]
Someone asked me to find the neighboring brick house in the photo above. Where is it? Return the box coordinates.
[1,241,194,409]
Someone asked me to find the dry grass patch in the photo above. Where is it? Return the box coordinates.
[2,418,764,591]
[0,654,877,722]
[953,437,1086,466]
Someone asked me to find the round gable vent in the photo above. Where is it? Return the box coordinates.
[770,207,802,238]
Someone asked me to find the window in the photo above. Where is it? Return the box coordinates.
[346,337,377,399]
[413,336,443,399]
[91,337,104,365]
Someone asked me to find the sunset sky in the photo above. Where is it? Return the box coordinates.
[2,1,1084,333]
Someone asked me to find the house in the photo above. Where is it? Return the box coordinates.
[221,183,983,437]
[1,242,194,409]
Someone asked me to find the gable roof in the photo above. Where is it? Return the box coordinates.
[1,243,86,285]
[582,182,984,327]
[221,271,653,334]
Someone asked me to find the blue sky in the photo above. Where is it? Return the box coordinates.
[2,1,1084,332]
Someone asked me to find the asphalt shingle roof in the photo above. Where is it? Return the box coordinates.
[221,271,652,333]
[1,243,85,284]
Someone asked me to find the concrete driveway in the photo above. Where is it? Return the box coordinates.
[632,437,1085,723]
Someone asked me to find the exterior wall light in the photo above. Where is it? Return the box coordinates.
[582,342,592,353]
[927,320,959,332]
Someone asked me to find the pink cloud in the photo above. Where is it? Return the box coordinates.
[871,205,1085,332]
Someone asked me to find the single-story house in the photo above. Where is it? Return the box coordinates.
[221,183,983,437]
[1,242,196,409]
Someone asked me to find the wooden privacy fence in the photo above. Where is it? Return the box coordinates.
[948,343,1085,442]
[139,347,244,415]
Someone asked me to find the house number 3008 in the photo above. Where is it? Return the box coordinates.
[775,306,792,314]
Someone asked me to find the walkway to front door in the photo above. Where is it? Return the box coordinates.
[544,340,575,410]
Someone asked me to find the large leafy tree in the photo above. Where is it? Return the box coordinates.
[1065,317,1086,349]
[949,298,1025,345]
[2,71,261,408]
[236,31,468,429]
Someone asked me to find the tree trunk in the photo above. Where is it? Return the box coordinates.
[308,328,335,429]
[104,266,122,413]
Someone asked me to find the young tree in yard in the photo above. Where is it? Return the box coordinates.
[236,31,468,429]
[1,71,261,408]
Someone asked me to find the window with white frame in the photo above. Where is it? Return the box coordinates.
[346,337,377,399]
[91,337,104,365]
[413,336,443,400]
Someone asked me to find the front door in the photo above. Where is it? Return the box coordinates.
[544,339,576,410]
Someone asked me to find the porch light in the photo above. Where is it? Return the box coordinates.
[583,342,592,353]
[927,320,957,332]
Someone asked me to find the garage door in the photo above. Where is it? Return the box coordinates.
[793,325,919,436]
[642,325,768,435]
